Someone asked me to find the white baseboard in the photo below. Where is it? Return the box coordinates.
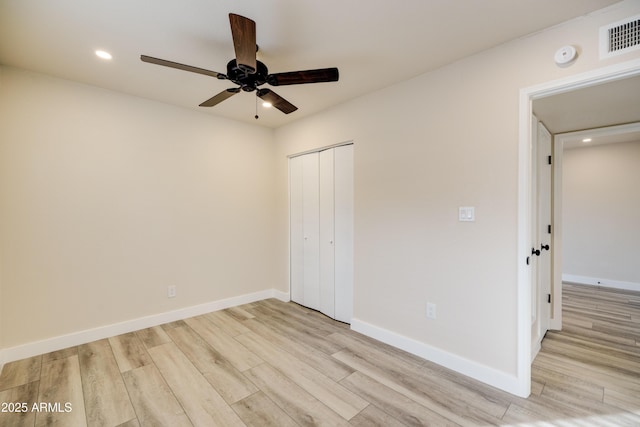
[0,288,290,371]
[563,274,640,292]
[351,318,527,397]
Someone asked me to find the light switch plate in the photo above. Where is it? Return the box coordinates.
[459,206,475,222]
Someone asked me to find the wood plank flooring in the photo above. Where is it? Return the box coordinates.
[1,283,639,426]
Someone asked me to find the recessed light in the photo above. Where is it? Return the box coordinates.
[582,138,592,143]
[262,102,272,108]
[95,50,112,60]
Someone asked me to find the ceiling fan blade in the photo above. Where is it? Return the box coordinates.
[229,13,257,74]
[267,68,339,86]
[199,88,241,107]
[141,55,226,79]
[257,89,298,114]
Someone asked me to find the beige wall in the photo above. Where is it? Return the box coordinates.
[273,0,640,377]
[563,140,640,286]
[0,67,279,349]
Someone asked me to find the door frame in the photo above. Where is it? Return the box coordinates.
[516,58,640,397]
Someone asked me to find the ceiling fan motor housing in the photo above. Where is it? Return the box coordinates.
[227,59,268,92]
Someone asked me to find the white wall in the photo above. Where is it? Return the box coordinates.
[273,0,640,394]
[0,67,280,352]
[562,140,640,289]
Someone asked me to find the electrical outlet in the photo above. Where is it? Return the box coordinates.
[426,302,436,319]
[167,285,176,298]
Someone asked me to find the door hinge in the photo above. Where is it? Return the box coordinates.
[547,294,552,303]
[548,224,552,234]
[548,155,552,165]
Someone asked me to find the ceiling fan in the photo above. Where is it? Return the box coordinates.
[141,13,339,116]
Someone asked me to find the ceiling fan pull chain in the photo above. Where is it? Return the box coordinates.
[255,92,259,120]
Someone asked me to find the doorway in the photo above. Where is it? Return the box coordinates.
[516,58,640,397]
[533,74,640,332]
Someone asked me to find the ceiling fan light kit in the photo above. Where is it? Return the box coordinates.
[141,13,339,117]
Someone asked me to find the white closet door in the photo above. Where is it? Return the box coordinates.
[333,145,354,323]
[319,149,335,318]
[289,145,352,322]
[302,153,320,311]
[289,155,304,304]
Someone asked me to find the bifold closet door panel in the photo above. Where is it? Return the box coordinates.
[334,145,354,323]
[301,152,320,311]
[289,155,304,305]
[319,149,336,319]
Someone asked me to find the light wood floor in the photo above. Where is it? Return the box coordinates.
[1,283,639,426]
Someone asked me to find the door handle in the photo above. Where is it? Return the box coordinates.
[541,244,550,251]
[531,248,541,256]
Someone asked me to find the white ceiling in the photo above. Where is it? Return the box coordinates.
[0,0,622,128]
[533,74,640,134]
[533,74,640,148]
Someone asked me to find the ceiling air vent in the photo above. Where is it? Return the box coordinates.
[600,15,640,59]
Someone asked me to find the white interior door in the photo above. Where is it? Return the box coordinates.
[333,145,354,323]
[531,118,552,359]
[536,122,552,336]
[319,149,335,318]
[302,153,320,311]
